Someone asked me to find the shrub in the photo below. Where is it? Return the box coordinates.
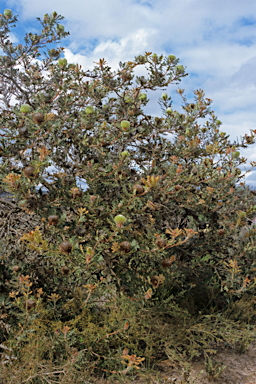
[1,10,256,382]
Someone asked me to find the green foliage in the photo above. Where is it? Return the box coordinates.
[204,355,227,380]
[0,9,256,383]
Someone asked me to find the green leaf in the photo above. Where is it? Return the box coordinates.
[201,254,212,262]
[131,240,140,250]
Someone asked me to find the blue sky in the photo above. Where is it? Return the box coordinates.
[1,0,256,195]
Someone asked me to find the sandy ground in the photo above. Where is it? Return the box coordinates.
[153,343,256,384]
[100,342,256,384]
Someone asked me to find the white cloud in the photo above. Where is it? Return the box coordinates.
[2,0,256,192]
[64,27,158,72]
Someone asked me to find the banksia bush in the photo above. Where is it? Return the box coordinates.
[1,9,256,382]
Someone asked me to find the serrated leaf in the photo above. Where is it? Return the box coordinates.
[111,242,120,253]
[201,254,211,262]
[60,213,67,221]
[131,240,140,250]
